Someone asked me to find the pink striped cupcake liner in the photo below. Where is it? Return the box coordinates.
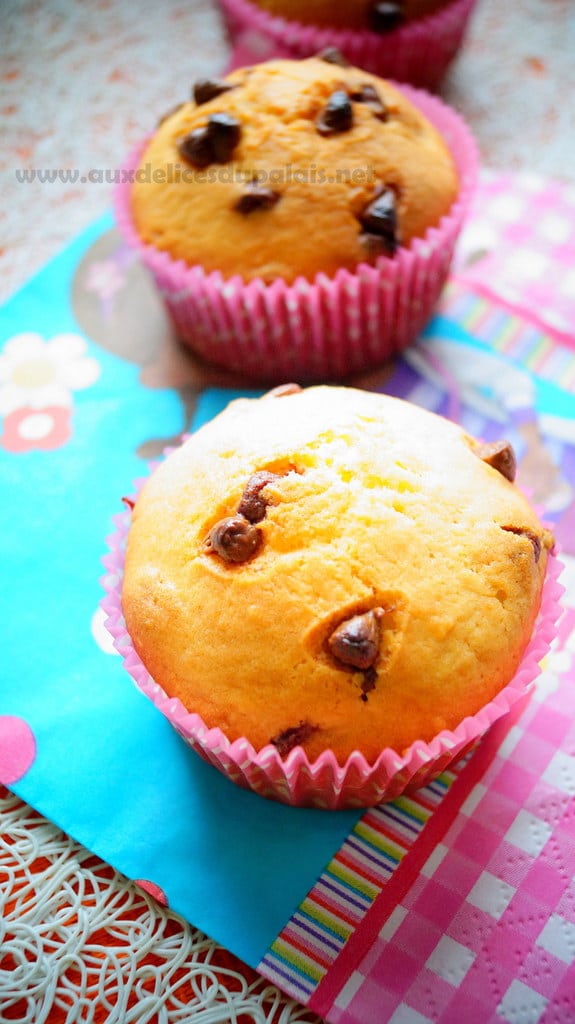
[219,0,479,90]
[101,464,564,811]
[114,83,478,384]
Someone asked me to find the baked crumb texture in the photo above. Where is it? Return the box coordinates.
[132,57,458,283]
[122,386,552,763]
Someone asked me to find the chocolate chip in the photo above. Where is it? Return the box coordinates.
[263,383,302,398]
[208,113,242,163]
[178,113,242,168]
[121,496,135,510]
[359,232,394,257]
[328,609,383,671]
[237,471,280,524]
[316,47,350,67]
[360,666,378,702]
[206,515,262,563]
[177,127,214,169]
[234,185,280,214]
[317,90,354,136]
[349,83,388,121]
[501,526,542,562]
[271,721,318,757]
[358,188,398,255]
[368,1,404,32]
[476,440,517,482]
[193,78,234,105]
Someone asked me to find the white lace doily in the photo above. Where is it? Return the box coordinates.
[0,787,323,1023]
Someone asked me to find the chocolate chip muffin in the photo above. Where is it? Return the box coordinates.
[131,56,458,284]
[248,0,449,30]
[218,0,478,92]
[121,385,554,765]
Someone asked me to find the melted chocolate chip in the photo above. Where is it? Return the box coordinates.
[271,721,318,757]
[178,113,242,168]
[208,113,242,162]
[121,496,135,510]
[349,83,388,121]
[328,609,383,671]
[237,471,280,524]
[317,90,354,136]
[369,1,404,32]
[317,46,351,67]
[358,188,398,255]
[263,383,302,399]
[360,666,378,702]
[234,185,280,214]
[193,78,234,105]
[177,127,214,169]
[206,515,262,563]
[501,525,542,563]
[359,232,393,257]
[475,440,517,482]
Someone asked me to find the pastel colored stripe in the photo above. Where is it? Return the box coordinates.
[280,922,338,968]
[310,880,369,925]
[258,770,459,999]
[525,333,553,370]
[493,313,525,352]
[543,347,573,382]
[447,281,575,382]
[446,284,575,388]
[315,874,372,914]
[315,864,382,913]
[341,839,401,886]
[260,950,317,999]
[354,816,411,855]
[327,856,383,900]
[299,898,354,941]
[288,913,346,955]
[462,297,494,334]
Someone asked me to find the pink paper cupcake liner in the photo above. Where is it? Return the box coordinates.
[219,0,478,90]
[100,464,564,811]
[114,84,478,384]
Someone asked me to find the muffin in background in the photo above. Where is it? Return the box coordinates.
[103,386,562,809]
[116,56,477,382]
[246,0,451,31]
[132,58,458,283]
[219,0,479,90]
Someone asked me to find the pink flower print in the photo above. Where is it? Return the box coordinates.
[0,332,100,452]
[85,258,126,300]
[85,257,130,318]
[1,404,72,452]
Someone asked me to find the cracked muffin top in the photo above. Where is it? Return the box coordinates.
[131,55,458,283]
[121,385,553,764]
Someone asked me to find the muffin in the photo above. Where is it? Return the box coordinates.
[105,386,560,807]
[116,56,476,382]
[246,0,450,30]
[132,57,457,282]
[219,0,478,90]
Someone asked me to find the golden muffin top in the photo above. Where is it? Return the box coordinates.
[122,386,553,763]
[132,56,458,282]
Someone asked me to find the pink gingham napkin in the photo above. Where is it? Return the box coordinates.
[454,171,575,348]
[320,602,575,1024]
